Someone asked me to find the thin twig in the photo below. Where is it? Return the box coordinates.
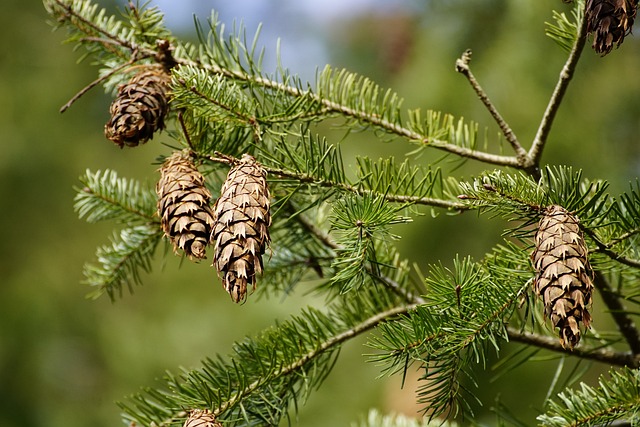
[175,58,522,168]
[607,227,640,248]
[455,49,527,160]
[60,57,140,113]
[294,210,339,251]
[592,270,640,355]
[507,327,640,368]
[527,13,588,175]
[585,228,640,269]
[203,154,467,210]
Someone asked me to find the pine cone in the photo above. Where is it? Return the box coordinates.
[532,205,594,349]
[183,409,221,427]
[105,68,171,147]
[586,0,638,55]
[157,151,215,260]
[212,154,271,303]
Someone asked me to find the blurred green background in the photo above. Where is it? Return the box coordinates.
[1,1,640,426]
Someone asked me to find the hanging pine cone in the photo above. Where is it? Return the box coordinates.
[157,151,215,260]
[532,205,594,349]
[212,154,271,303]
[105,68,171,148]
[183,409,221,427]
[586,0,638,55]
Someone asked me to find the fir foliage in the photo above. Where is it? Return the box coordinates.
[545,2,584,52]
[538,368,640,426]
[75,169,157,224]
[44,0,640,425]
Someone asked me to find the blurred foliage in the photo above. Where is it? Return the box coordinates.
[1,0,639,426]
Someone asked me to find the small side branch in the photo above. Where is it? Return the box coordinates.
[527,13,588,173]
[213,303,419,417]
[585,228,640,269]
[593,270,640,355]
[60,57,140,113]
[204,154,467,210]
[455,49,527,160]
[507,327,640,368]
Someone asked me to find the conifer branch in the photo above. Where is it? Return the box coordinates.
[527,10,588,174]
[592,270,640,356]
[607,228,640,248]
[49,0,137,53]
[455,49,526,160]
[204,154,467,210]
[51,0,522,168]
[75,169,158,224]
[213,303,418,418]
[293,208,422,303]
[538,368,640,427]
[586,229,640,269]
[506,327,640,368]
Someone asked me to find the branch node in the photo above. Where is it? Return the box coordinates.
[455,49,472,74]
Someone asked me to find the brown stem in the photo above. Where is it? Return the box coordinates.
[592,270,640,355]
[527,13,588,173]
[455,49,527,161]
[507,327,639,368]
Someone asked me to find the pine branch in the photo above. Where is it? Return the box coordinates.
[213,304,417,418]
[538,368,640,427]
[75,169,158,224]
[204,149,466,210]
[592,270,640,356]
[49,0,524,169]
[587,230,640,269]
[527,6,588,175]
[369,256,526,418]
[121,302,418,427]
[506,327,640,368]
[84,225,163,300]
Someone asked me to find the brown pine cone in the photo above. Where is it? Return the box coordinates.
[157,151,215,260]
[212,154,271,303]
[183,409,221,427]
[105,68,171,147]
[532,205,594,349]
[586,0,638,55]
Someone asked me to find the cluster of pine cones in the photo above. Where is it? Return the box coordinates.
[101,42,271,303]
[157,151,271,303]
